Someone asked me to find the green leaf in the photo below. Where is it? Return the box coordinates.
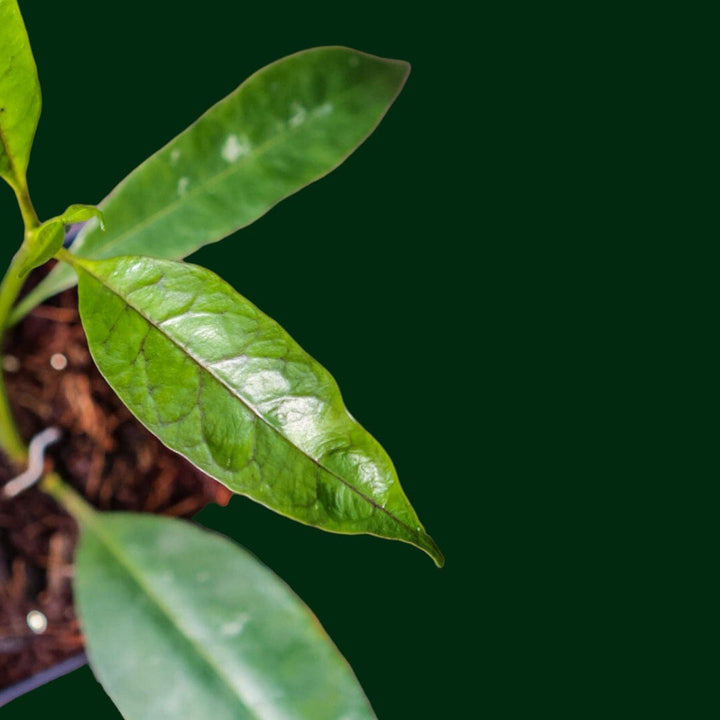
[76,512,376,719]
[61,202,105,228]
[15,218,64,278]
[14,46,409,319]
[0,0,41,190]
[72,254,443,566]
[14,203,103,278]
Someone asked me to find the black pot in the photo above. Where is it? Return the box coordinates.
[0,652,87,708]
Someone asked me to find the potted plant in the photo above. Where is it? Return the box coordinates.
[1,1,442,716]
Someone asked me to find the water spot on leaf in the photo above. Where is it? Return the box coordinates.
[288,103,307,128]
[177,177,190,196]
[221,614,249,637]
[315,102,333,117]
[221,134,251,162]
[170,149,181,165]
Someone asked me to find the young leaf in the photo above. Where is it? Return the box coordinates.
[75,512,377,719]
[0,0,41,191]
[15,218,64,278]
[14,203,103,278]
[61,203,105,228]
[71,254,443,566]
[14,46,409,319]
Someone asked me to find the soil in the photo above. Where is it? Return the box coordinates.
[0,264,232,689]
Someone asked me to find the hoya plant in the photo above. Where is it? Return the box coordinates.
[0,1,441,716]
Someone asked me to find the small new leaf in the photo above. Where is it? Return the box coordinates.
[71,255,443,566]
[15,203,103,278]
[61,203,105,229]
[15,219,63,279]
[0,0,41,191]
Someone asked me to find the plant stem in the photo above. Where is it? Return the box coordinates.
[0,249,30,333]
[0,381,26,464]
[54,246,75,265]
[0,180,41,464]
[40,472,97,526]
[13,180,40,234]
[0,257,30,462]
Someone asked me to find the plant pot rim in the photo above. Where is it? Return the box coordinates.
[0,651,87,707]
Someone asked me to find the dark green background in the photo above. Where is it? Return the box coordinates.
[3,1,481,717]
[3,2,680,719]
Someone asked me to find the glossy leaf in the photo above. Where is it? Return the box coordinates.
[72,254,443,566]
[14,46,409,318]
[0,0,41,190]
[15,204,103,278]
[76,511,376,719]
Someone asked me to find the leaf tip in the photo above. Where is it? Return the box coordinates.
[382,56,411,86]
[412,528,444,568]
[426,538,445,569]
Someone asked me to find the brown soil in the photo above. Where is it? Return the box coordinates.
[0,265,232,689]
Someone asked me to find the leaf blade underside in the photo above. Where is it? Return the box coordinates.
[75,255,443,566]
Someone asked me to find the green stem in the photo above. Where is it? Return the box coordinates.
[0,378,25,463]
[40,472,97,526]
[0,253,33,462]
[54,246,75,265]
[13,180,40,233]
[0,247,30,332]
[0,179,41,464]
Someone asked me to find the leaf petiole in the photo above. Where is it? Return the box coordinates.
[12,178,41,233]
[40,471,98,526]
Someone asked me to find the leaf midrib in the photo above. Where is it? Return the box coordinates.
[80,262,422,544]
[81,516,263,719]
